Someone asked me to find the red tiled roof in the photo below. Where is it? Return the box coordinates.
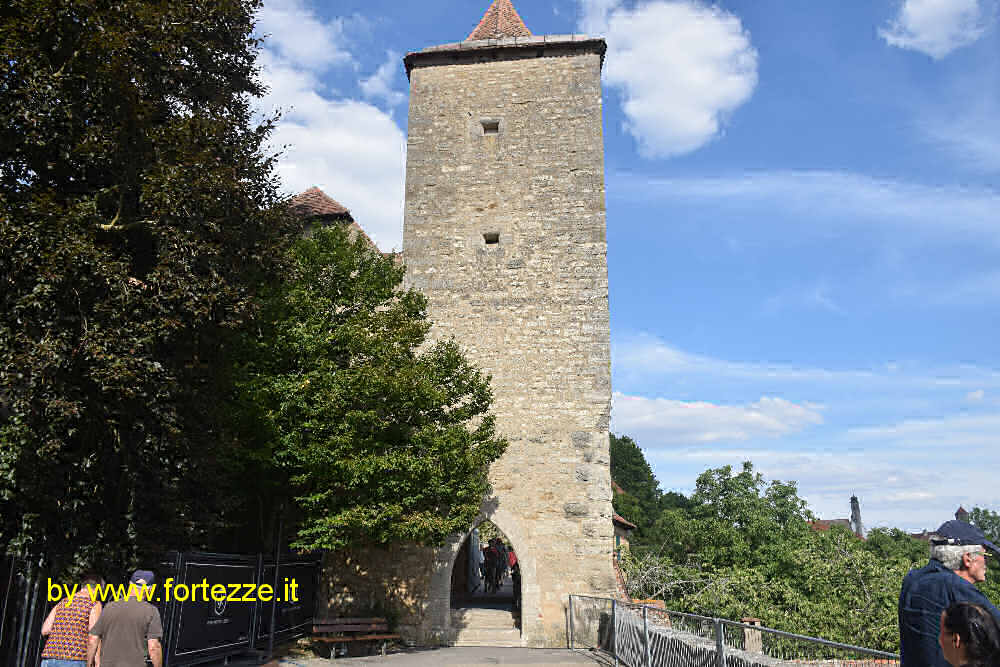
[613,513,637,530]
[612,480,626,495]
[467,0,532,41]
[289,186,351,219]
[288,187,384,253]
[810,518,852,532]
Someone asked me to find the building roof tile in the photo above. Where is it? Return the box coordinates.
[288,187,385,253]
[288,186,351,219]
[467,0,532,41]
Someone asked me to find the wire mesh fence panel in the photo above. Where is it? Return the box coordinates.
[720,619,900,667]
[569,595,614,652]
[569,596,899,667]
[614,603,648,667]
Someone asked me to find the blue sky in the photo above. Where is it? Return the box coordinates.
[254,0,1000,533]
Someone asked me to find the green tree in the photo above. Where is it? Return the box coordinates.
[234,226,507,550]
[619,462,919,653]
[969,507,1000,601]
[609,432,693,546]
[610,433,662,514]
[970,507,1000,541]
[686,461,813,568]
[612,487,644,529]
[0,0,294,574]
[862,527,926,563]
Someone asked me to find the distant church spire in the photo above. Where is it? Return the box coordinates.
[467,0,532,41]
[850,495,865,538]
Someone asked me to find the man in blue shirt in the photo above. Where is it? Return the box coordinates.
[899,520,1000,667]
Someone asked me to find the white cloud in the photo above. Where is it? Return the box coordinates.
[918,92,1000,172]
[612,392,823,445]
[846,412,1000,448]
[646,438,1000,532]
[614,334,880,384]
[360,51,407,108]
[579,0,758,158]
[880,0,994,59]
[923,116,1000,172]
[257,0,354,69]
[255,5,407,251]
[613,334,1000,397]
[745,454,950,531]
[612,335,1000,531]
[613,170,1000,245]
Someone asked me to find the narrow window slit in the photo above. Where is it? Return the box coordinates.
[483,232,500,245]
[481,120,499,136]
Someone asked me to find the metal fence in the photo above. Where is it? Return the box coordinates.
[0,556,45,667]
[0,551,317,667]
[568,595,900,667]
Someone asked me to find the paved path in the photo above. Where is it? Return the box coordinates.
[270,647,605,666]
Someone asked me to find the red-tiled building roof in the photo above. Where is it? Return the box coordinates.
[289,186,351,219]
[467,0,532,41]
[288,187,383,252]
[613,513,637,531]
[810,518,852,532]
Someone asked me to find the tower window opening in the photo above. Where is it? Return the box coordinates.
[481,120,500,136]
[483,232,500,245]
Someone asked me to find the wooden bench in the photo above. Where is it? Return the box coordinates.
[312,617,400,658]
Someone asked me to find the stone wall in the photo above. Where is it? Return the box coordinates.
[398,38,616,647]
[319,545,437,640]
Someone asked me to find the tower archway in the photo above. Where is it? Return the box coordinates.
[423,505,539,646]
[450,520,520,614]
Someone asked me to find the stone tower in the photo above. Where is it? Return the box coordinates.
[850,495,864,538]
[401,0,615,647]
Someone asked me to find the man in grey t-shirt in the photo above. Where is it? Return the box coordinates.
[88,570,163,667]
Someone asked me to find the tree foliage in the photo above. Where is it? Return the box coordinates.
[969,507,1000,601]
[612,448,937,653]
[970,507,1000,542]
[610,433,692,545]
[233,226,507,551]
[610,433,661,517]
[0,0,295,574]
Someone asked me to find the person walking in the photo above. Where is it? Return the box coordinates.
[87,570,163,667]
[509,549,521,617]
[938,601,1000,667]
[40,572,104,667]
[900,520,1000,667]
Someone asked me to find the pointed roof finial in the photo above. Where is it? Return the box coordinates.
[467,0,532,41]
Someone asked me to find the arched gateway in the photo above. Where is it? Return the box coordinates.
[318,0,615,648]
[400,0,616,647]
[427,509,535,645]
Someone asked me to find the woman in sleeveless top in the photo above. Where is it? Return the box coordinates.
[40,573,104,667]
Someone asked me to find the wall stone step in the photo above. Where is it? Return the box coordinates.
[451,608,517,628]
[451,639,523,647]
[449,606,521,646]
[449,626,522,647]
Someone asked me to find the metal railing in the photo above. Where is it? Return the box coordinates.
[0,556,45,667]
[568,595,900,667]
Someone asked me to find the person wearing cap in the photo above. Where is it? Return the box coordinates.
[87,570,163,667]
[899,520,1000,667]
